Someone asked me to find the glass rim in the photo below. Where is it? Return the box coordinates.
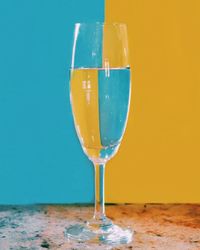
[73,22,127,27]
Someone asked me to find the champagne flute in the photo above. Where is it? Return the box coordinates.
[66,22,133,246]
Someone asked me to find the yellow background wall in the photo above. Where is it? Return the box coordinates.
[105,0,200,203]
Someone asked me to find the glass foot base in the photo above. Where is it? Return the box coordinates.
[65,218,133,246]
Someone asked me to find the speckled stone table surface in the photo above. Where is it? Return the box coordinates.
[0,204,200,250]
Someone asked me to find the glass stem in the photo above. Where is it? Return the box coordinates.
[93,163,106,220]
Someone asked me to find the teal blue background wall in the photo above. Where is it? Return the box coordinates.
[0,0,104,204]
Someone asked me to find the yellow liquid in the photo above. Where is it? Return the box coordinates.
[70,69,101,160]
